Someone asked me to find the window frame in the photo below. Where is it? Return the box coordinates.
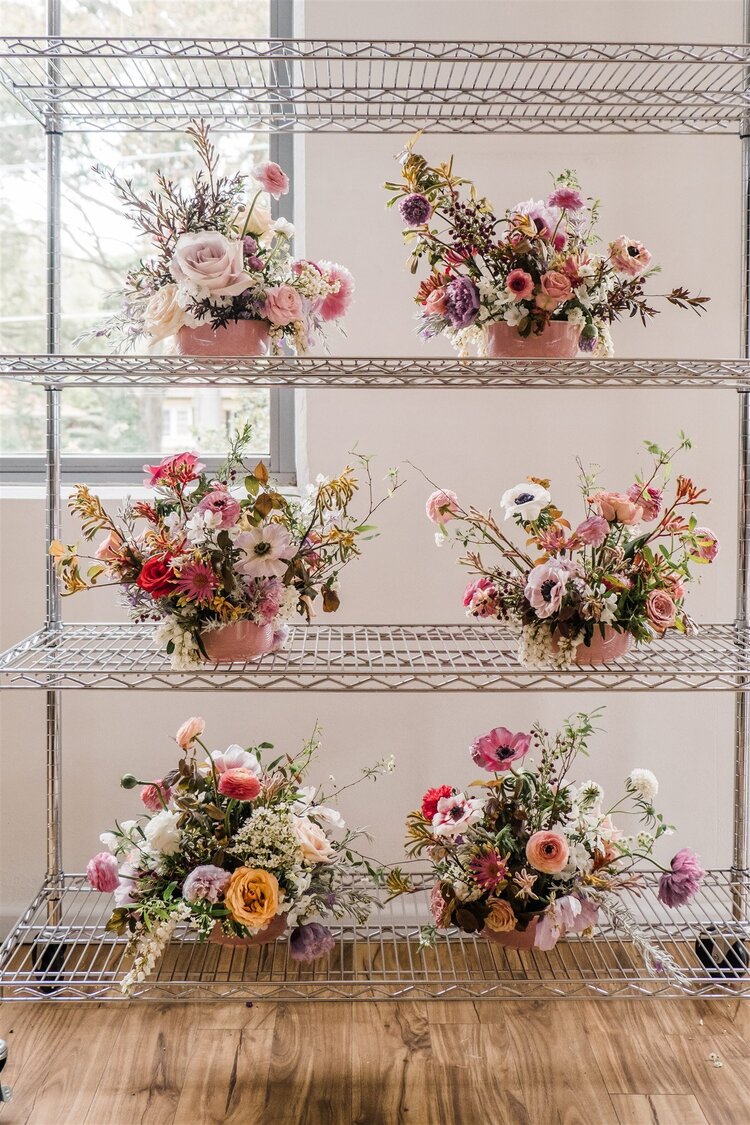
[0,0,296,486]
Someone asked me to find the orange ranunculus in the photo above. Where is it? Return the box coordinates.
[224,867,280,932]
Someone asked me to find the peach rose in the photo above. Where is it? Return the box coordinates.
[94,529,123,563]
[535,270,573,310]
[292,815,335,863]
[424,287,448,316]
[589,490,643,526]
[225,867,280,932]
[645,589,676,633]
[143,283,186,343]
[217,768,261,802]
[175,716,205,750]
[262,285,304,326]
[484,898,517,933]
[526,830,569,874]
[170,231,253,297]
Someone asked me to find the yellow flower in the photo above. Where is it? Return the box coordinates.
[484,897,517,934]
[224,867,280,933]
[48,540,68,560]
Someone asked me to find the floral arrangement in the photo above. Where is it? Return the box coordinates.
[51,426,399,667]
[87,120,353,353]
[385,139,708,355]
[426,435,718,667]
[388,711,704,967]
[85,717,395,992]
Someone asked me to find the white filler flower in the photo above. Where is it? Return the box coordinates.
[628,768,659,802]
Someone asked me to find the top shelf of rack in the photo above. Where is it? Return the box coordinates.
[1,38,749,134]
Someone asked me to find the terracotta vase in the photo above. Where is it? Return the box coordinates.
[485,321,580,358]
[176,319,270,357]
[567,627,633,666]
[200,620,276,663]
[209,914,287,948]
[481,917,541,951]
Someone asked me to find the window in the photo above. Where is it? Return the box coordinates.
[0,0,295,484]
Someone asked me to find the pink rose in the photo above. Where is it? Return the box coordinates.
[262,284,304,326]
[95,529,124,563]
[536,270,573,310]
[252,160,290,200]
[170,231,253,297]
[505,269,535,302]
[573,516,609,547]
[690,527,719,564]
[645,590,676,633]
[589,491,643,526]
[471,727,531,771]
[141,779,172,813]
[197,489,241,529]
[86,851,120,893]
[609,236,652,277]
[525,831,569,874]
[424,287,448,316]
[627,483,662,522]
[218,768,262,802]
[293,816,336,863]
[426,489,460,525]
[176,716,205,750]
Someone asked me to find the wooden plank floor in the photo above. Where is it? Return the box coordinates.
[0,999,748,1124]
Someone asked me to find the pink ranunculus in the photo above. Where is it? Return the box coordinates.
[431,792,484,838]
[645,590,676,633]
[589,490,643,526]
[252,160,290,200]
[217,767,262,802]
[176,716,205,750]
[170,231,254,297]
[525,831,569,874]
[627,483,663,522]
[609,236,652,277]
[690,527,720,564]
[574,515,609,547]
[536,270,573,310]
[424,287,448,317]
[524,558,577,619]
[141,779,172,813]
[196,489,241,530]
[463,576,499,619]
[317,262,354,322]
[426,489,460,525]
[86,851,120,893]
[262,284,304,326]
[143,451,204,489]
[95,529,124,563]
[471,726,532,771]
[505,268,535,302]
[657,849,705,907]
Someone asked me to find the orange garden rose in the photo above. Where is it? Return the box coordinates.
[225,867,280,932]
[484,898,517,933]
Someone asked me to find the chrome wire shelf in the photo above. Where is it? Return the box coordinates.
[1,355,749,390]
[1,38,749,133]
[1,872,748,1001]
[0,622,747,692]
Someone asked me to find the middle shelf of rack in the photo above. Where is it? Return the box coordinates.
[1,355,750,389]
[0,621,747,691]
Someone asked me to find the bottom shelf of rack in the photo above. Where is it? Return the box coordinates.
[1,873,749,1002]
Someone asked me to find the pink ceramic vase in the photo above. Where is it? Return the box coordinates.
[551,626,633,666]
[481,917,541,951]
[209,914,287,948]
[485,321,580,358]
[200,620,276,663]
[176,319,270,357]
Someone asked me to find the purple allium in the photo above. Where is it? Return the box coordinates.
[444,277,480,329]
[399,192,433,227]
[289,922,336,962]
[657,849,705,908]
[183,864,231,904]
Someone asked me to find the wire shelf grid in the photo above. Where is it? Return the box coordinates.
[1,38,750,133]
[1,872,747,1001]
[0,622,748,691]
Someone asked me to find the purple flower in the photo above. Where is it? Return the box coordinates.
[399,193,432,227]
[289,922,336,962]
[243,236,264,271]
[578,332,597,353]
[657,849,705,908]
[444,277,479,329]
[183,864,231,904]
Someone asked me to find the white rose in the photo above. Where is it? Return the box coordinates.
[271,217,295,240]
[143,282,186,343]
[170,231,253,298]
[143,809,181,856]
[238,204,273,238]
[292,815,335,864]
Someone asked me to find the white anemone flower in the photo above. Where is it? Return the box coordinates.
[235,524,295,578]
[500,482,552,522]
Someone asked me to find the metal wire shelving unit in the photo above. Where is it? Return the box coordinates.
[1,14,749,1004]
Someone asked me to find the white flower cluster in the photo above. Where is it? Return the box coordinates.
[154,619,201,669]
[517,624,581,670]
[121,902,191,994]
[227,805,303,873]
[293,261,339,301]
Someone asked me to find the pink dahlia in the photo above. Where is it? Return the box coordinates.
[174,560,220,604]
[317,261,354,322]
[471,726,532,771]
[547,187,584,212]
[197,488,241,529]
[86,852,120,893]
[657,849,705,908]
[524,558,577,619]
[627,483,663,522]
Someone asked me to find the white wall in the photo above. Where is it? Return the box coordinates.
[0,0,744,931]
